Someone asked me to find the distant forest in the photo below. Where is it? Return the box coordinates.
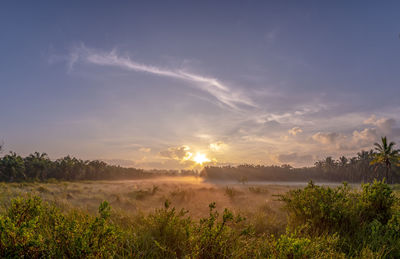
[202,137,400,183]
[0,144,198,182]
[0,137,399,183]
[201,151,391,183]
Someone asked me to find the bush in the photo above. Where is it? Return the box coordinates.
[0,196,119,258]
[279,181,356,236]
[359,179,395,224]
[191,202,250,258]
[129,200,192,258]
[279,180,400,257]
[261,233,345,258]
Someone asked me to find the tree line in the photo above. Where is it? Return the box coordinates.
[0,136,399,183]
[0,151,148,182]
[0,143,203,182]
[201,136,400,183]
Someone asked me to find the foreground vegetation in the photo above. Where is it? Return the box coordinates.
[1,180,400,258]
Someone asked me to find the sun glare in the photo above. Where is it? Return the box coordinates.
[193,152,210,165]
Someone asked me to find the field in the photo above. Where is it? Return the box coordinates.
[0,177,291,224]
[1,178,400,258]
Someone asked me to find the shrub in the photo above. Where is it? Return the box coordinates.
[279,181,356,236]
[262,233,344,258]
[248,186,269,194]
[359,179,395,224]
[126,200,192,258]
[127,185,158,200]
[191,202,252,258]
[225,186,239,199]
[279,180,400,257]
[0,196,119,258]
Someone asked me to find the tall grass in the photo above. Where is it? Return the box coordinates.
[0,180,399,258]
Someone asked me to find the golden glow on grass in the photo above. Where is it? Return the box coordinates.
[192,152,211,165]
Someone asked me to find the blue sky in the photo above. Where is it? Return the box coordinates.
[1,1,400,168]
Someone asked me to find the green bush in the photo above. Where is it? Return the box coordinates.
[191,202,250,258]
[279,181,356,236]
[279,180,400,257]
[359,179,395,224]
[261,233,344,258]
[0,196,119,258]
[129,200,192,258]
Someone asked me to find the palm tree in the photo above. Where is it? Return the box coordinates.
[25,152,51,180]
[370,136,400,183]
[357,150,374,182]
[338,156,348,167]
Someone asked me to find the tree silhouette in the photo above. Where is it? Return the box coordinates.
[0,152,26,181]
[24,152,51,180]
[357,150,374,182]
[370,136,400,183]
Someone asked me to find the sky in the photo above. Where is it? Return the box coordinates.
[1,1,400,169]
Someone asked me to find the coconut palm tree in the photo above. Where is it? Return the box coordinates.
[357,150,374,182]
[370,136,400,183]
[24,152,51,180]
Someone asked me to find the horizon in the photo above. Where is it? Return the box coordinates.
[1,1,400,169]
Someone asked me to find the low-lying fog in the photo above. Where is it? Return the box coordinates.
[0,177,356,221]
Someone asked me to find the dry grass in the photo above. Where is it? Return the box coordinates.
[0,177,295,221]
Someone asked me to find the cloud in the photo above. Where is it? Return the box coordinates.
[209,141,227,152]
[363,115,378,125]
[334,116,400,151]
[277,153,313,164]
[312,132,339,144]
[66,44,255,110]
[288,127,303,136]
[364,115,397,135]
[159,146,192,161]
[352,128,377,146]
[139,147,151,153]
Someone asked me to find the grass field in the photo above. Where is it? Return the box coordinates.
[1,178,400,258]
[0,177,291,224]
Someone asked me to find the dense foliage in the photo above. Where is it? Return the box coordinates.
[279,180,400,258]
[0,152,199,182]
[0,136,399,183]
[202,149,400,183]
[0,149,397,183]
[1,181,400,258]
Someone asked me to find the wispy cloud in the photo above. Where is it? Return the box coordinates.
[67,44,255,110]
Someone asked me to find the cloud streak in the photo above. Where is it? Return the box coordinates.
[68,45,255,110]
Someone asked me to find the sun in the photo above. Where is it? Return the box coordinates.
[192,152,210,165]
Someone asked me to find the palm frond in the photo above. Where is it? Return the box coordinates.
[374,143,383,151]
[388,141,395,151]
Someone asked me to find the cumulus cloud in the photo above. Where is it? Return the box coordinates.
[312,132,340,144]
[352,128,377,145]
[364,115,397,136]
[66,44,254,110]
[288,127,303,136]
[334,115,400,151]
[159,146,192,161]
[209,141,227,152]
